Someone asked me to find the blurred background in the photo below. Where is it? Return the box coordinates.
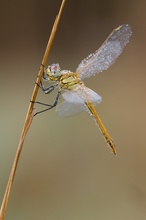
[0,0,146,219]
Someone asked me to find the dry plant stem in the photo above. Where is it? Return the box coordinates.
[0,0,67,219]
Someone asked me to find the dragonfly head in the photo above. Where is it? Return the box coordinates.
[45,63,61,80]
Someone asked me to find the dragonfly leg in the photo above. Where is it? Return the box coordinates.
[33,91,61,116]
[36,81,56,94]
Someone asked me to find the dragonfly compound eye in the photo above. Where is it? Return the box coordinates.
[48,63,61,77]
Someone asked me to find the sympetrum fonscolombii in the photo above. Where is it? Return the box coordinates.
[36,24,132,155]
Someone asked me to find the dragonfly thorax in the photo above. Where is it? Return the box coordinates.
[59,72,82,90]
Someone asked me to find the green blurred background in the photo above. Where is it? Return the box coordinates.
[0,0,146,219]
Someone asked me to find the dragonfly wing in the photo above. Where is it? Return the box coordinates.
[56,87,102,117]
[77,86,102,104]
[62,88,102,105]
[56,90,85,117]
[56,101,85,117]
[76,24,132,80]
[62,90,84,104]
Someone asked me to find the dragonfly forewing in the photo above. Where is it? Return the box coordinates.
[77,24,132,80]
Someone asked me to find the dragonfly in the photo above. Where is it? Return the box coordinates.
[35,24,132,155]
